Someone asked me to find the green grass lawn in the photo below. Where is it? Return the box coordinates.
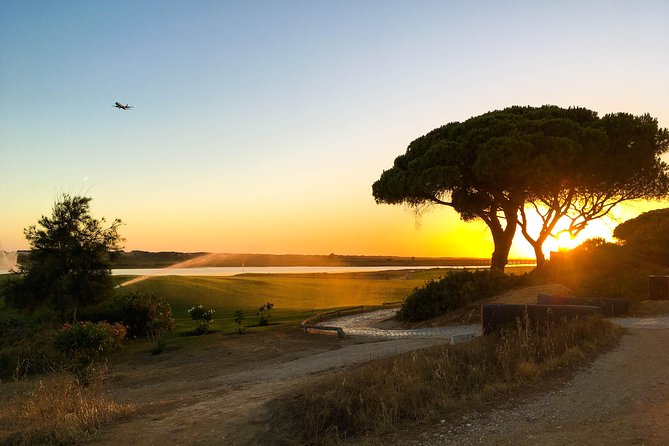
[113,269,452,333]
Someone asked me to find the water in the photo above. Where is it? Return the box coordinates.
[111,264,533,277]
[1,263,536,277]
[0,250,18,274]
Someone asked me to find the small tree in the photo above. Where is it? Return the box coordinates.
[257,302,274,326]
[3,194,122,320]
[233,310,245,334]
[188,305,214,334]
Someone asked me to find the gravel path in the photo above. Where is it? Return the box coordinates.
[324,309,669,339]
[323,308,480,342]
[408,327,669,446]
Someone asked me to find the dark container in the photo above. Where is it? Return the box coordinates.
[481,303,602,335]
[649,276,669,301]
[537,294,629,316]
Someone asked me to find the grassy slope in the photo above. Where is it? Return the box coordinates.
[115,269,449,332]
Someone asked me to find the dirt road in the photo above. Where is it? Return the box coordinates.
[95,305,669,445]
[95,332,448,445]
[408,328,669,446]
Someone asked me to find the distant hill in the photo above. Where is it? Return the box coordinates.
[110,251,533,268]
[11,249,532,269]
[111,251,208,268]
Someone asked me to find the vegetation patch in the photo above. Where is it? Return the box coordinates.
[0,368,134,445]
[81,291,176,339]
[262,316,621,445]
[397,269,526,322]
[537,238,661,302]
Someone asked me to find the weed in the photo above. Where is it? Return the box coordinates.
[0,367,134,445]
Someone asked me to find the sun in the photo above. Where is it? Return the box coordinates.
[555,231,581,251]
[512,211,620,260]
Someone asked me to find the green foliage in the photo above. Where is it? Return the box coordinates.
[613,208,669,265]
[51,321,125,379]
[2,194,122,318]
[117,269,465,333]
[256,302,274,326]
[542,240,652,301]
[233,309,246,334]
[146,320,168,355]
[188,304,215,334]
[0,311,60,379]
[82,290,176,338]
[52,321,125,359]
[373,105,669,269]
[397,270,524,322]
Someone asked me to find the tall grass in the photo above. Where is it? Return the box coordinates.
[262,316,621,445]
[0,365,134,445]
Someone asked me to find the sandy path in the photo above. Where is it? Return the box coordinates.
[94,336,448,446]
[408,327,669,446]
[93,305,669,446]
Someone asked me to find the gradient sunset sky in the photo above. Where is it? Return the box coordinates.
[2,1,669,258]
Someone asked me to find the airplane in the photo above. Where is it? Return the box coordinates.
[114,102,133,110]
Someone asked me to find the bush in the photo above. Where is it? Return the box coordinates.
[52,321,124,356]
[52,321,125,374]
[146,320,170,355]
[188,304,215,334]
[0,310,60,379]
[397,270,525,322]
[233,310,246,334]
[256,302,274,326]
[81,290,175,338]
[540,241,653,302]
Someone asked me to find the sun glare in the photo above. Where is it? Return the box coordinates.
[555,231,580,251]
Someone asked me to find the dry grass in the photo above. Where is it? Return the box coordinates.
[262,316,621,445]
[0,364,134,445]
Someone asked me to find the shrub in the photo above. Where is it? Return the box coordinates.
[81,290,175,338]
[0,311,60,379]
[52,321,125,374]
[188,305,215,334]
[397,270,524,322]
[233,310,246,334]
[540,241,653,302]
[146,320,169,355]
[257,302,274,326]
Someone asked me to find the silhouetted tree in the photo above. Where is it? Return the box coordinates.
[3,194,123,319]
[613,208,669,264]
[373,106,669,270]
[516,109,669,266]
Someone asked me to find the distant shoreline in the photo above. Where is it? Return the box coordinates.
[5,250,535,271]
[109,251,534,269]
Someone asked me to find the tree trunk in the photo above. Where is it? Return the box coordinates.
[490,248,509,272]
[533,244,546,268]
[489,215,517,273]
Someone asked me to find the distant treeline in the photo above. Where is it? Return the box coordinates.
[110,251,533,268]
[111,251,207,268]
[12,250,533,269]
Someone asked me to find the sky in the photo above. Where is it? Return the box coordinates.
[2,0,669,259]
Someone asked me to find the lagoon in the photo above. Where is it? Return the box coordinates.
[0,264,535,277]
[111,264,533,277]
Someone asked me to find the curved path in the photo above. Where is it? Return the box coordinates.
[325,308,481,341]
[324,309,669,340]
